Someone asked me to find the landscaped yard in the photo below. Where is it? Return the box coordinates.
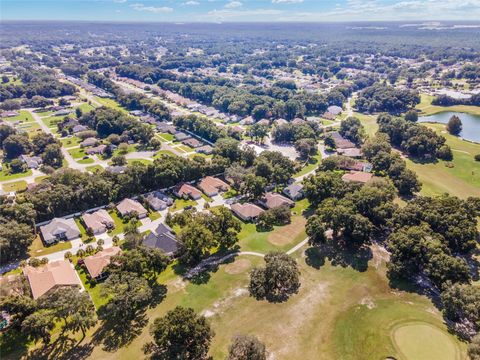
[76,264,109,309]
[3,110,34,123]
[294,153,321,177]
[28,236,72,257]
[68,147,88,159]
[0,167,32,182]
[42,115,64,129]
[154,149,177,158]
[86,165,104,173]
[169,198,197,212]
[2,180,27,192]
[77,157,95,164]
[107,211,126,236]
[59,136,82,148]
[158,133,174,141]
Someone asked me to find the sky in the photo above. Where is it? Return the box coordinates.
[1,0,480,22]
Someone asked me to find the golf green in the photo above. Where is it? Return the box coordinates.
[392,322,461,360]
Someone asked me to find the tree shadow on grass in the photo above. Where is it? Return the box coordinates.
[305,243,372,272]
[149,282,168,307]
[26,334,93,360]
[91,312,148,352]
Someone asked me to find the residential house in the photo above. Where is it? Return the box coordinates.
[256,119,270,126]
[196,145,214,154]
[143,223,179,256]
[330,132,356,149]
[1,111,19,118]
[83,247,121,281]
[240,116,255,125]
[292,118,306,125]
[274,118,288,126]
[117,198,148,218]
[82,209,115,234]
[198,176,230,197]
[20,155,42,169]
[23,260,82,299]
[40,217,81,244]
[182,138,202,148]
[259,192,295,209]
[231,203,264,222]
[72,124,88,133]
[130,110,144,116]
[175,183,202,200]
[341,171,373,184]
[327,105,343,115]
[86,144,107,155]
[322,112,336,120]
[337,147,362,158]
[105,165,127,174]
[283,183,304,200]
[145,193,169,211]
[157,122,178,134]
[174,132,191,141]
[80,137,98,148]
[54,109,71,116]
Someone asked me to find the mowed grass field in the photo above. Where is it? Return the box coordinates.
[80,245,466,360]
[416,93,480,116]
[406,123,480,198]
[5,195,468,360]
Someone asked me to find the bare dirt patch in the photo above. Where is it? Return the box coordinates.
[267,217,306,246]
[360,297,376,309]
[371,244,390,269]
[201,287,249,318]
[224,259,252,275]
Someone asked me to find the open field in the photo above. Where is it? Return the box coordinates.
[68,242,466,360]
[406,123,480,198]
[416,93,480,116]
[93,96,128,113]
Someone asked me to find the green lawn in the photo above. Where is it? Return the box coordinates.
[158,133,174,141]
[34,175,49,183]
[3,110,34,123]
[77,157,94,164]
[76,264,109,309]
[2,180,27,192]
[354,112,378,137]
[148,210,162,221]
[86,165,104,173]
[76,103,95,115]
[294,153,321,177]
[125,158,152,166]
[416,93,480,116]
[107,211,126,236]
[169,198,197,212]
[35,110,54,117]
[93,97,128,113]
[74,218,90,240]
[59,136,82,148]
[406,123,480,198]
[42,115,64,129]
[154,150,177,158]
[68,147,88,159]
[0,168,32,182]
[28,236,72,257]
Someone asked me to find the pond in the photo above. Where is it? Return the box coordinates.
[418,111,480,143]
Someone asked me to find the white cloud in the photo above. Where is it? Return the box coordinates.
[272,0,304,3]
[130,3,173,13]
[113,0,127,3]
[225,1,242,8]
[183,0,200,5]
[274,0,480,21]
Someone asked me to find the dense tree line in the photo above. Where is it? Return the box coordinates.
[432,92,480,107]
[362,133,421,195]
[173,114,227,143]
[271,121,319,143]
[355,84,420,114]
[377,114,452,160]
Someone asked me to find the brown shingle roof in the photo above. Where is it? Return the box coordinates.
[341,171,373,183]
[261,192,294,209]
[231,203,264,220]
[198,176,230,196]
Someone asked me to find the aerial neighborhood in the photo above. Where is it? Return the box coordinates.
[0,14,479,360]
